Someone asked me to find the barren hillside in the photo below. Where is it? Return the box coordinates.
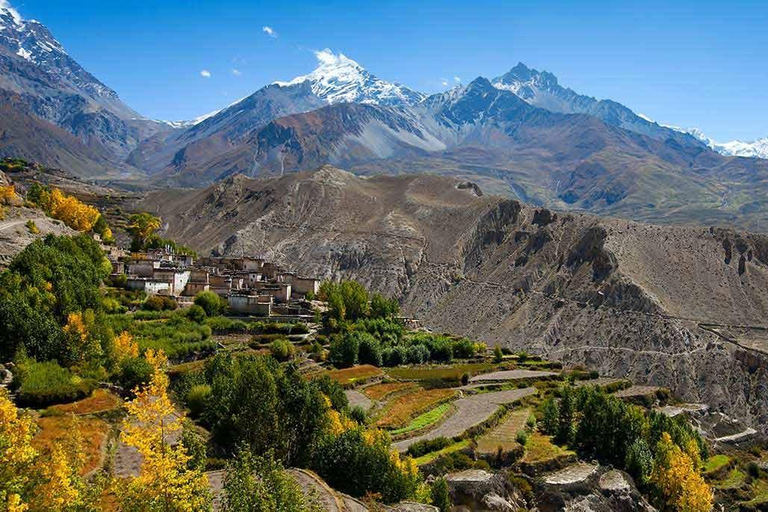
[139,167,768,432]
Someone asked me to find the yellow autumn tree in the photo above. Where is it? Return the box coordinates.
[127,212,161,250]
[651,432,713,512]
[0,390,89,512]
[0,184,17,205]
[63,310,103,363]
[113,331,139,361]
[0,388,36,510]
[118,349,211,512]
[28,417,87,512]
[48,188,100,232]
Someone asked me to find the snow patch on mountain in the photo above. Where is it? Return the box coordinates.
[663,124,768,160]
[274,49,424,107]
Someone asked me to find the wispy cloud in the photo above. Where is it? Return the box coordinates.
[262,26,277,38]
[441,80,449,87]
[232,69,242,77]
[0,0,23,23]
[454,76,461,83]
[200,69,212,78]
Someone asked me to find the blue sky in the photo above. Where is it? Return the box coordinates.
[8,0,768,141]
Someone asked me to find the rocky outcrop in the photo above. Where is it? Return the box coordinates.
[536,465,655,512]
[446,470,528,511]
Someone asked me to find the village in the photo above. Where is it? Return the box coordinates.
[106,246,321,318]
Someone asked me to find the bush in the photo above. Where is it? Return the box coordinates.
[493,346,503,363]
[382,346,409,367]
[406,436,453,458]
[406,344,430,365]
[431,477,451,512]
[143,295,178,311]
[516,430,529,445]
[461,372,470,386]
[186,304,207,323]
[270,339,296,361]
[349,405,367,424]
[118,356,154,392]
[205,316,249,333]
[14,359,97,407]
[194,291,227,317]
[451,338,476,359]
[186,384,212,418]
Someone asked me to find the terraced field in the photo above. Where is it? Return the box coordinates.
[362,382,416,401]
[394,387,536,452]
[476,408,532,454]
[376,388,456,429]
[327,365,383,387]
[469,369,557,383]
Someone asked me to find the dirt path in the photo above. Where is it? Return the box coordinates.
[345,389,373,411]
[288,468,345,512]
[394,387,536,452]
[469,369,557,382]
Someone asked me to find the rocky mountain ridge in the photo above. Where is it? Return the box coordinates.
[139,167,768,436]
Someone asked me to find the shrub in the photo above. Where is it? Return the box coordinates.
[194,291,227,317]
[270,339,295,361]
[118,356,154,392]
[186,384,212,418]
[26,220,39,234]
[143,295,178,311]
[431,477,451,512]
[406,436,453,458]
[406,344,430,365]
[349,405,367,425]
[382,346,408,367]
[451,338,476,359]
[13,359,97,407]
[493,345,503,363]
[461,372,470,386]
[516,430,529,446]
[186,304,207,323]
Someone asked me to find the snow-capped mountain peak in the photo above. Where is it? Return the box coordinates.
[275,48,425,107]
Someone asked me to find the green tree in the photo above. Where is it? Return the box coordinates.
[222,449,321,512]
[357,333,382,366]
[626,438,654,486]
[493,345,503,363]
[194,291,227,317]
[127,212,161,251]
[556,385,575,446]
[0,235,110,362]
[329,333,360,368]
[431,477,451,512]
[339,281,369,321]
[370,293,399,319]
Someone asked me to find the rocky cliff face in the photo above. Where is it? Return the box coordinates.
[139,168,768,433]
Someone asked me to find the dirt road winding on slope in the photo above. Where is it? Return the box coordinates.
[394,387,535,452]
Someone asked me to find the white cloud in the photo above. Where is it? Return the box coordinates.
[454,76,461,83]
[262,26,277,38]
[312,48,357,68]
[200,69,212,78]
[0,0,23,23]
[441,80,449,87]
[232,68,242,77]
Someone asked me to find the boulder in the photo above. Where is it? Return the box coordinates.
[446,470,527,511]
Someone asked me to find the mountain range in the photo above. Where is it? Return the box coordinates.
[2,5,768,230]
